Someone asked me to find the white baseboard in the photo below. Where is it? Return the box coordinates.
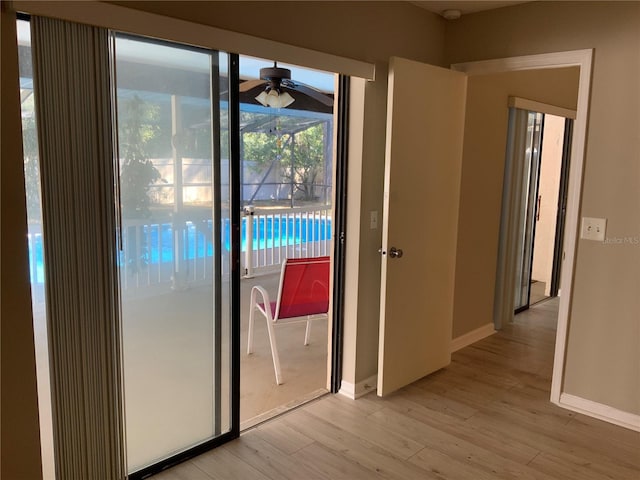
[339,374,377,399]
[339,323,495,400]
[557,393,640,432]
[451,322,496,352]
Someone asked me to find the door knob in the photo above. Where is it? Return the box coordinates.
[389,247,403,258]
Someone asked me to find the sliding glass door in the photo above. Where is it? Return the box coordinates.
[513,111,544,312]
[113,34,236,475]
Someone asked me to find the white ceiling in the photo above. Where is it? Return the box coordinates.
[411,1,531,17]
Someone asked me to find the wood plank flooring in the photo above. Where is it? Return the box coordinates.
[154,298,640,479]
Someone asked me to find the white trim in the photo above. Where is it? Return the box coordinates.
[557,393,640,432]
[508,96,577,119]
[452,49,593,76]
[11,0,375,80]
[451,323,496,352]
[339,375,377,400]
[452,49,593,407]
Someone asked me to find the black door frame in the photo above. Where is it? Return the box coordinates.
[330,75,349,394]
[549,118,574,297]
[126,46,242,480]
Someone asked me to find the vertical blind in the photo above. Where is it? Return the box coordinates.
[493,107,530,329]
[31,16,125,479]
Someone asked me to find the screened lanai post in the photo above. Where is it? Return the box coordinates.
[323,120,332,204]
[290,134,296,208]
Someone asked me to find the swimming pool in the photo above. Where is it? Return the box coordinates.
[27,215,332,284]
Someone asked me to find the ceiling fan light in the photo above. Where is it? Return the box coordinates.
[277,91,295,108]
[255,90,270,106]
[256,84,295,109]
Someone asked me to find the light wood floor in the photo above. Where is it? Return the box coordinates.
[529,280,548,305]
[153,297,640,480]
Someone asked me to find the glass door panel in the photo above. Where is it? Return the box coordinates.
[514,111,544,311]
[114,35,233,473]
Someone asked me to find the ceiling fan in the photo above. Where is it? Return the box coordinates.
[240,62,334,109]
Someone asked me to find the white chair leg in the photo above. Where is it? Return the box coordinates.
[265,319,283,385]
[304,320,311,346]
[247,289,257,355]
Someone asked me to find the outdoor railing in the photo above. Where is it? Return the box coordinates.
[26,205,332,294]
[119,218,214,293]
[242,205,332,277]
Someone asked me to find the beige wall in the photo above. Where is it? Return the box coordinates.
[343,72,391,384]
[447,1,640,414]
[1,7,44,479]
[109,1,445,68]
[452,67,579,338]
[353,71,392,382]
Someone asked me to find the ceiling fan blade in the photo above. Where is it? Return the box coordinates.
[284,81,334,107]
[239,79,266,92]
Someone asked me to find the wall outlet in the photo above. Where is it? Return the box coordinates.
[581,217,607,241]
[370,211,378,229]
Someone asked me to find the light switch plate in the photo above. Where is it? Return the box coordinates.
[370,211,378,229]
[581,217,607,241]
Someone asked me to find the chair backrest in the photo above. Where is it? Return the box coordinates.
[275,256,330,320]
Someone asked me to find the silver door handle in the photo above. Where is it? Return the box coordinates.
[389,247,403,258]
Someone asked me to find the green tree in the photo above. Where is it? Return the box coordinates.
[243,132,289,167]
[118,95,163,219]
[290,124,325,201]
[242,115,327,203]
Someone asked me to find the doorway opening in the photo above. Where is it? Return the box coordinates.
[456,48,601,432]
[237,55,337,429]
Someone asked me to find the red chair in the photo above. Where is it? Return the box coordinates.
[247,256,330,385]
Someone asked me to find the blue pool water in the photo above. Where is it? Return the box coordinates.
[27,216,331,284]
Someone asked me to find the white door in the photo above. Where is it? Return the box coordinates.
[377,57,467,396]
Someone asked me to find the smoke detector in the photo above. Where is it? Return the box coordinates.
[442,9,462,20]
